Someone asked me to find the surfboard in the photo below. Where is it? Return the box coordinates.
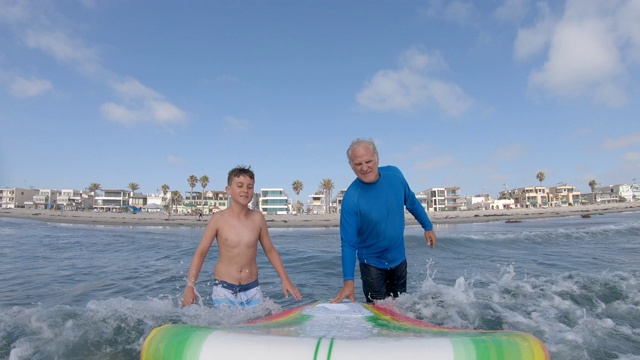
[140,302,549,360]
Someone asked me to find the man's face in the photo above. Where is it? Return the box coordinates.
[226,175,255,205]
[349,144,380,183]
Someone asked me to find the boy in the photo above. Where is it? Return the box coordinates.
[182,165,302,307]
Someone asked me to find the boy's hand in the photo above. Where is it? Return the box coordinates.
[181,287,198,307]
[283,280,302,300]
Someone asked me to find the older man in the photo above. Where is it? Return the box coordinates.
[331,138,437,303]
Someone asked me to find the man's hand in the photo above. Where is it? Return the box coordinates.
[330,280,356,303]
[424,230,437,248]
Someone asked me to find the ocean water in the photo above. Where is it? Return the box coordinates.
[1,212,639,359]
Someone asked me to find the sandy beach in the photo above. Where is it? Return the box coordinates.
[1,202,639,228]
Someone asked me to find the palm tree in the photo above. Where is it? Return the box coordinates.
[292,179,303,214]
[589,179,597,193]
[128,182,140,195]
[536,171,545,186]
[318,178,335,214]
[87,183,101,208]
[126,182,140,211]
[161,184,170,218]
[199,175,209,214]
[88,183,102,195]
[171,190,183,213]
[187,175,198,202]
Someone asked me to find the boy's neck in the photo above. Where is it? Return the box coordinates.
[228,202,250,215]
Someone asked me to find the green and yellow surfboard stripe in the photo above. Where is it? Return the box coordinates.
[141,302,549,360]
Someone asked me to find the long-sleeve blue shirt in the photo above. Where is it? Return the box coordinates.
[340,165,433,281]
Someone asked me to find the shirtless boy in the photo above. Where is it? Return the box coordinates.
[181,166,302,307]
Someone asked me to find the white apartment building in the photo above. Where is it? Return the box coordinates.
[585,184,634,204]
[260,188,289,215]
[307,193,325,214]
[94,189,130,211]
[335,189,346,214]
[422,186,461,212]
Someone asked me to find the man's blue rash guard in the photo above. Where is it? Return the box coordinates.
[340,166,433,281]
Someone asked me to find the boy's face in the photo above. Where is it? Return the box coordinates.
[226,175,255,205]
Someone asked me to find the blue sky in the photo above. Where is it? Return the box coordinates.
[1,0,639,200]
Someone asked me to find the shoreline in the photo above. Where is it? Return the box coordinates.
[1,203,639,228]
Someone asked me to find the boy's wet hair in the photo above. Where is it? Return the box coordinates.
[227,165,254,185]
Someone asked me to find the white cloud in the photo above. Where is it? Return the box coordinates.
[0,1,30,24]
[6,6,187,127]
[100,78,186,125]
[414,155,455,171]
[602,132,640,149]
[443,1,476,25]
[166,155,186,164]
[521,0,639,107]
[514,2,554,60]
[224,116,251,132]
[24,30,101,76]
[493,143,527,161]
[618,0,640,63]
[493,0,529,24]
[623,152,640,161]
[356,48,473,117]
[10,76,52,98]
[423,0,477,25]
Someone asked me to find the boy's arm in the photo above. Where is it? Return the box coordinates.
[182,217,217,306]
[258,215,302,300]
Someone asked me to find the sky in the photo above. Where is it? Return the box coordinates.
[1,0,639,200]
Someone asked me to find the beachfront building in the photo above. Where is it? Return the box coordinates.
[129,192,147,209]
[94,189,130,211]
[463,194,514,210]
[32,189,59,209]
[179,190,229,214]
[422,186,461,212]
[500,186,548,208]
[146,193,164,206]
[587,184,634,204]
[57,189,91,210]
[415,192,429,212]
[0,187,40,209]
[583,191,618,205]
[307,193,325,214]
[456,197,468,211]
[335,189,346,214]
[499,184,581,207]
[547,185,581,206]
[632,183,640,201]
[260,188,289,215]
[464,195,489,210]
[182,191,201,214]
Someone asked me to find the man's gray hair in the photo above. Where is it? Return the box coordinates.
[346,138,378,165]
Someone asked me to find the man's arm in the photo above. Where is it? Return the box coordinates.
[331,196,358,303]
